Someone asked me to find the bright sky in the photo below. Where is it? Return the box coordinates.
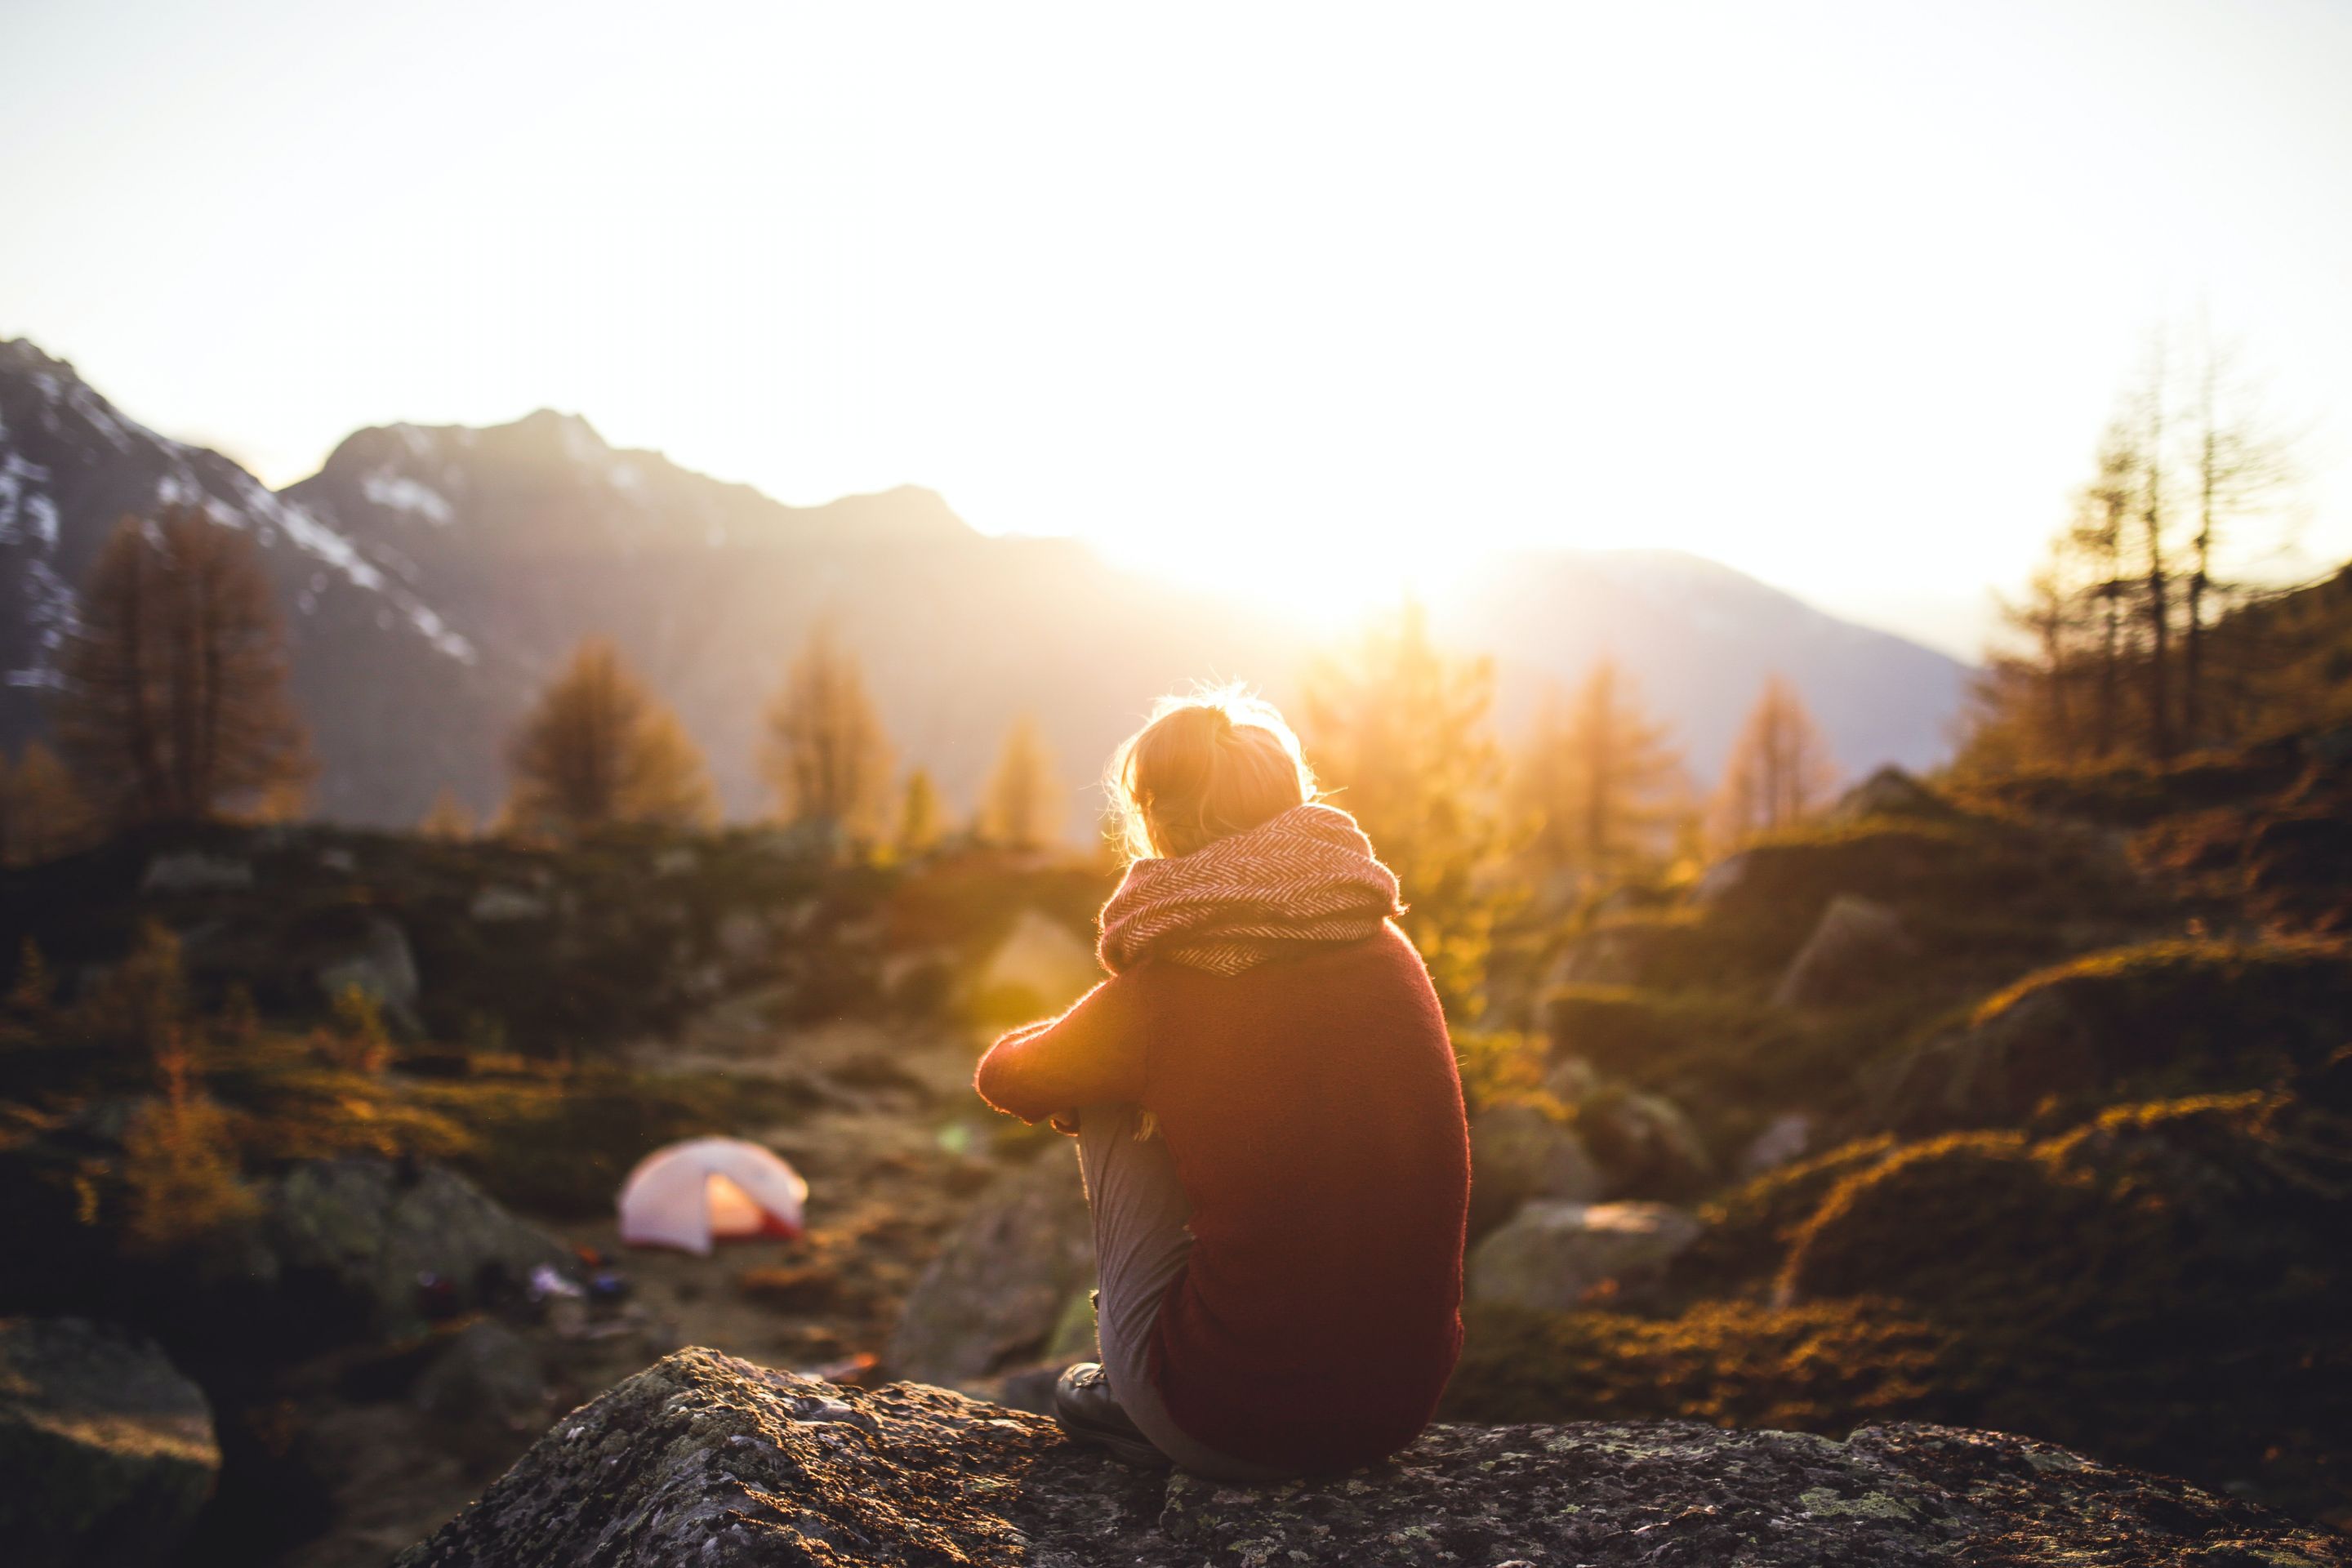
[4,0,2350,657]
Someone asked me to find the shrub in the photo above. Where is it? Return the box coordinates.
[1668,1134,1898,1297]
[1780,1131,2091,1313]
[118,1031,257,1254]
[1451,1029,1553,1116]
[1441,1299,1967,1433]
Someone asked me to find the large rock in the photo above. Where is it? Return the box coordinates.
[314,914,421,1018]
[1579,1087,1714,1199]
[1833,765,1958,823]
[0,1317,220,1568]
[1467,1102,1601,1236]
[1737,1109,1816,1177]
[1543,924,1656,987]
[1771,894,1915,1008]
[973,909,1101,1018]
[1466,1199,1703,1313]
[139,850,254,893]
[394,1348,2352,1567]
[1869,940,2352,1134]
[260,1158,577,1340]
[414,1318,551,1430]
[887,1142,1094,1386]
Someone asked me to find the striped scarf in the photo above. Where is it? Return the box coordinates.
[1098,803,1405,977]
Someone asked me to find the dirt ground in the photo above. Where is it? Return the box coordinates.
[276,1013,1014,1568]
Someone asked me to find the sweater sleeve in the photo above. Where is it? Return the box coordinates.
[973,974,1148,1125]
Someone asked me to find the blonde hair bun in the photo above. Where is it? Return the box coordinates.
[1107,684,1318,861]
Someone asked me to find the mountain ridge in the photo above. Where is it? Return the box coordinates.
[1,336,1970,825]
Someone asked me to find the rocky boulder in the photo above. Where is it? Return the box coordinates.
[1736,1110,1816,1178]
[1466,1200,1703,1313]
[1467,1102,1601,1236]
[394,1348,2352,1567]
[0,1317,220,1568]
[258,1158,577,1340]
[415,1319,552,1431]
[1579,1086,1714,1199]
[1771,895,1915,1008]
[1833,766,1958,823]
[139,850,255,893]
[314,913,421,1020]
[1866,940,2352,1134]
[887,1142,1094,1387]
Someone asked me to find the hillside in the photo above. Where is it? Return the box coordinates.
[2,336,1971,826]
[0,340,489,821]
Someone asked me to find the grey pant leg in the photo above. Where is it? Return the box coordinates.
[1073,1103,1290,1481]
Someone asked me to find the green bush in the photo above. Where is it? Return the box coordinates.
[1669,1135,1899,1298]
[1970,938,2352,1073]
[1876,939,2352,1133]
[1775,1093,2352,1518]
[1780,1130,2089,1312]
[1441,1299,1967,1434]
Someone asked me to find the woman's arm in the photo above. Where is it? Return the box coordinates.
[973,975,1147,1124]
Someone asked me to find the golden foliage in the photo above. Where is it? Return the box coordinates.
[1302,602,1506,1014]
[896,766,943,856]
[418,788,477,840]
[119,1025,257,1254]
[504,638,718,837]
[979,714,1061,849]
[1709,675,1837,849]
[316,983,393,1074]
[763,624,894,838]
[0,740,96,865]
[1513,659,1686,886]
[54,506,313,826]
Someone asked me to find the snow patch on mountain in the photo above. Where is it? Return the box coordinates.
[7,556,74,688]
[360,472,455,524]
[0,452,51,544]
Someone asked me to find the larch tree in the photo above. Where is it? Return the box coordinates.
[2181,333,2297,746]
[418,788,476,840]
[1513,659,1684,887]
[979,715,1061,850]
[1301,601,1505,1014]
[761,624,893,839]
[1,741,94,866]
[1710,675,1838,848]
[2128,345,2178,762]
[54,506,312,826]
[896,766,943,857]
[504,639,716,838]
[1958,328,2301,773]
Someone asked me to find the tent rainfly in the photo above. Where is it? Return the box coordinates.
[617,1137,808,1255]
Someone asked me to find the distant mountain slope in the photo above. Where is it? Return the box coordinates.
[1434,550,1970,779]
[280,412,1303,822]
[1,336,1970,826]
[0,339,488,819]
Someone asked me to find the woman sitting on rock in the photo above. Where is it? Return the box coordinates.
[973,688,1471,1479]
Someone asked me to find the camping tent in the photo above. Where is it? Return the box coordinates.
[617,1137,808,1255]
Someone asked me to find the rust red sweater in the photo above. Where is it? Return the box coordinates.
[973,923,1469,1473]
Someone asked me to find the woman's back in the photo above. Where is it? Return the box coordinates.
[1138,923,1468,1471]
[973,686,1469,1477]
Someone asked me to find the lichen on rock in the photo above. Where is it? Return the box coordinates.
[395,1348,2352,1567]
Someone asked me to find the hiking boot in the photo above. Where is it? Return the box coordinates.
[1053,1362,1169,1468]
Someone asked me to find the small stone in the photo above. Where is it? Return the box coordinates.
[140,851,253,893]
[1466,1200,1704,1313]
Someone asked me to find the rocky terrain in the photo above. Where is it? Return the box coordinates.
[392,1347,2351,1567]
[5,737,2351,1564]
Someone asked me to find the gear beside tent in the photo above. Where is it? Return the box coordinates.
[617,1137,808,1255]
